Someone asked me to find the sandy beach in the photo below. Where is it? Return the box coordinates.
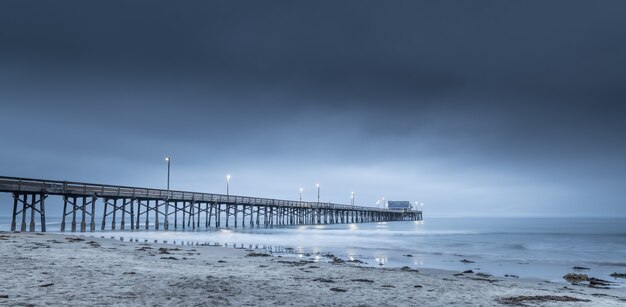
[1,231,625,306]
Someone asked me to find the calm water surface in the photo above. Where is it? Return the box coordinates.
[2,217,625,284]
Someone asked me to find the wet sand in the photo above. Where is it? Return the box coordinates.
[1,232,625,306]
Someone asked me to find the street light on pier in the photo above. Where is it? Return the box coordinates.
[351,192,355,206]
[226,174,231,196]
[164,157,171,195]
[299,187,303,201]
[376,200,380,209]
[316,183,320,203]
[382,197,385,209]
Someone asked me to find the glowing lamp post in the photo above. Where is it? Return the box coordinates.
[316,183,320,203]
[226,174,231,196]
[165,157,171,194]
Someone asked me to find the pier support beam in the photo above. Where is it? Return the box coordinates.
[11,193,47,232]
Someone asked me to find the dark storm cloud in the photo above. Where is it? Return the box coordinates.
[1,1,625,216]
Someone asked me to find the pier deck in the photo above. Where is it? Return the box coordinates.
[0,176,422,232]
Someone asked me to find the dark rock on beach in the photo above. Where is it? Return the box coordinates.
[329,288,347,292]
[589,278,618,288]
[497,295,590,305]
[160,256,178,260]
[460,259,474,263]
[246,252,271,257]
[400,266,418,272]
[463,270,474,274]
[563,273,589,284]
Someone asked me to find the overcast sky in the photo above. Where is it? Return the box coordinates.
[1,1,625,217]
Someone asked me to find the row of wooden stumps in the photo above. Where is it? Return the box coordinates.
[9,193,422,233]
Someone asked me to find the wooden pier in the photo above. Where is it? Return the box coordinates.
[0,176,422,232]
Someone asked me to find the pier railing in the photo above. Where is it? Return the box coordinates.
[0,176,396,212]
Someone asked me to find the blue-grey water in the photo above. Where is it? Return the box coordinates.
[2,217,625,284]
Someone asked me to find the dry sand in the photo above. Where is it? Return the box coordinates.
[1,231,625,306]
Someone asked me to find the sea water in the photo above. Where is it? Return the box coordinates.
[1,216,625,283]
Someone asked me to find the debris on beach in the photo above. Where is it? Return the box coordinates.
[496,295,590,305]
[610,272,626,279]
[381,284,395,288]
[246,252,271,257]
[86,241,101,248]
[562,273,618,288]
[572,266,590,270]
[0,294,8,299]
[504,274,519,278]
[329,288,347,292]
[563,273,589,284]
[65,237,84,243]
[400,266,419,272]
[160,256,178,260]
[313,278,335,283]
[158,247,181,254]
[39,283,54,287]
[351,279,374,283]
[589,278,618,289]
[346,259,364,264]
[476,273,492,278]
[403,254,413,257]
[460,259,474,263]
[463,270,474,274]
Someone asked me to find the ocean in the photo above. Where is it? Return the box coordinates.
[1,216,625,284]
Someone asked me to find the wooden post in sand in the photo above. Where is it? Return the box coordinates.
[101,198,107,231]
[145,200,150,230]
[11,193,18,231]
[81,196,87,232]
[111,198,117,230]
[136,199,141,230]
[121,198,126,230]
[174,201,178,229]
[154,199,160,230]
[205,203,209,228]
[39,193,46,232]
[129,197,134,230]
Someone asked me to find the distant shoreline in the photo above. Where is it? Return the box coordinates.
[1,232,625,306]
